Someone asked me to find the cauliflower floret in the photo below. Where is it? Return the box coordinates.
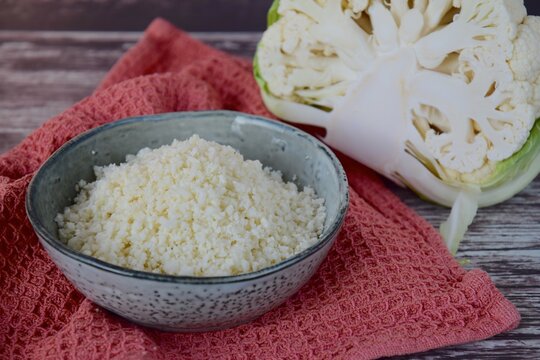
[426,130,488,172]
[510,16,540,117]
[348,0,369,14]
[256,0,540,250]
[258,0,539,179]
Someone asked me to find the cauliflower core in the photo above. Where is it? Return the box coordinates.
[56,136,326,277]
[257,0,540,185]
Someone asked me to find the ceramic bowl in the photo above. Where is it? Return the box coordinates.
[26,111,349,331]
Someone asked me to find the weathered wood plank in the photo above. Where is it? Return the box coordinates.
[0,0,274,32]
[0,0,538,32]
[0,131,29,151]
[0,31,539,359]
[0,31,260,152]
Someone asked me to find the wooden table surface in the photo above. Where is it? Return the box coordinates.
[1,30,539,359]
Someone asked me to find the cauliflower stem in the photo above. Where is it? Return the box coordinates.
[255,0,540,252]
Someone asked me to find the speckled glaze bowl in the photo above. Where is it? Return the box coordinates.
[26,111,349,332]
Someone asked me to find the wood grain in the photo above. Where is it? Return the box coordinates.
[0,0,538,31]
[0,0,274,31]
[0,31,539,359]
[0,31,258,151]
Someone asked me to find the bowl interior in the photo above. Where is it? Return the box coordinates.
[28,111,348,275]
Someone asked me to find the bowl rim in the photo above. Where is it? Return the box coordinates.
[26,111,349,284]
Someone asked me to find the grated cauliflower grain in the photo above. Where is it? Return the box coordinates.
[56,135,326,276]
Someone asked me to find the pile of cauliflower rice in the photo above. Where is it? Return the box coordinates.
[56,135,326,277]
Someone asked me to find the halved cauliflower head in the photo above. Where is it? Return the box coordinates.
[255,0,540,251]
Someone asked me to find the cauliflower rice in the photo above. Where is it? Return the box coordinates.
[56,135,326,276]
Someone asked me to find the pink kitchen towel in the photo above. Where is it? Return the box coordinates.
[0,19,520,359]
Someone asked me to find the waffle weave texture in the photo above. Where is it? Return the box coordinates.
[0,19,520,360]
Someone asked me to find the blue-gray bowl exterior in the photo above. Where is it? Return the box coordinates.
[26,111,349,331]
